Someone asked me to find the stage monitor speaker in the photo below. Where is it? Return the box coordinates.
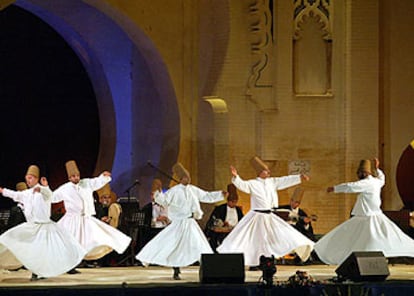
[335,251,390,282]
[199,253,245,284]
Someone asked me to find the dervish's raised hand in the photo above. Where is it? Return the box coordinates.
[102,171,112,177]
[300,174,310,182]
[230,166,238,177]
[40,177,48,186]
[373,157,380,169]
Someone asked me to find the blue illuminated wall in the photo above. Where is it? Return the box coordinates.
[14,0,180,204]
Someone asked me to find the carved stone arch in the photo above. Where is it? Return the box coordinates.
[197,97,229,190]
[293,0,332,41]
[293,0,333,97]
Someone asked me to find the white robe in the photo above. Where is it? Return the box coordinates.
[0,185,86,277]
[52,174,131,260]
[136,183,224,267]
[314,169,414,265]
[217,175,315,266]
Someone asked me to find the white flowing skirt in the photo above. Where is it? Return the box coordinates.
[0,222,86,277]
[136,218,213,267]
[314,213,414,265]
[58,214,131,260]
[216,211,315,266]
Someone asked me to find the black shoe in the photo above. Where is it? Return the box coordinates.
[30,273,46,281]
[249,266,260,271]
[294,255,304,266]
[67,268,81,274]
[173,267,181,280]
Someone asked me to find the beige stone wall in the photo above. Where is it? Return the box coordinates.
[380,0,414,210]
[103,0,414,234]
[107,0,199,178]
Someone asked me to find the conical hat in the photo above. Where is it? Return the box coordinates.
[227,183,239,201]
[172,162,190,180]
[65,160,80,177]
[151,178,162,192]
[250,156,269,175]
[96,183,111,198]
[16,182,27,191]
[26,165,39,178]
[291,187,304,203]
[357,159,372,175]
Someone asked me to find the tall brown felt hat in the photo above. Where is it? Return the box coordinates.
[16,182,27,191]
[151,178,162,192]
[291,187,304,203]
[65,160,80,177]
[172,162,190,180]
[357,159,372,175]
[227,183,239,201]
[250,156,270,175]
[26,165,39,178]
[96,183,111,198]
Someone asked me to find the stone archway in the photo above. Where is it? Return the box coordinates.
[10,0,180,202]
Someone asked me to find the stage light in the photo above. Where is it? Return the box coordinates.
[259,255,277,287]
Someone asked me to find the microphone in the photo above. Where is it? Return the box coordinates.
[124,179,140,193]
[147,160,155,168]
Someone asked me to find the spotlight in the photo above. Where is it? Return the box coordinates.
[259,255,277,286]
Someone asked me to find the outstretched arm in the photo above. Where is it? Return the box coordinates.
[231,166,252,194]
[230,165,238,177]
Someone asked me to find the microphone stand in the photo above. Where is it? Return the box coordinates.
[124,180,140,209]
[119,180,141,267]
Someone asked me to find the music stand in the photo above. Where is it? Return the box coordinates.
[118,207,148,266]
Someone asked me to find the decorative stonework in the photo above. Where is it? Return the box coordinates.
[293,0,331,41]
[288,160,311,175]
[293,0,333,98]
[247,0,273,96]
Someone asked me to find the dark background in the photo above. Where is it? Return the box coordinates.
[0,5,99,208]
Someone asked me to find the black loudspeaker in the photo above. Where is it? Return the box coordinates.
[199,253,245,284]
[335,251,390,282]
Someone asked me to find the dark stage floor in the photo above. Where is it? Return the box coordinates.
[1,263,414,296]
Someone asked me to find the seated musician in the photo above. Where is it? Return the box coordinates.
[141,179,170,246]
[95,184,122,229]
[6,182,27,230]
[205,184,244,252]
[277,187,316,241]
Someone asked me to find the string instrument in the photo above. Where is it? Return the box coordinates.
[273,208,318,223]
[209,216,233,233]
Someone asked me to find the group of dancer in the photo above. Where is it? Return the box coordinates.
[136,156,414,279]
[0,160,131,280]
[1,155,414,281]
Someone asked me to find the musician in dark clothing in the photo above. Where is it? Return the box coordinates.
[277,187,316,241]
[205,184,244,252]
[94,191,109,222]
[6,182,27,230]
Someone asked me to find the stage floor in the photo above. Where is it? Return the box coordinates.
[1,263,413,288]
